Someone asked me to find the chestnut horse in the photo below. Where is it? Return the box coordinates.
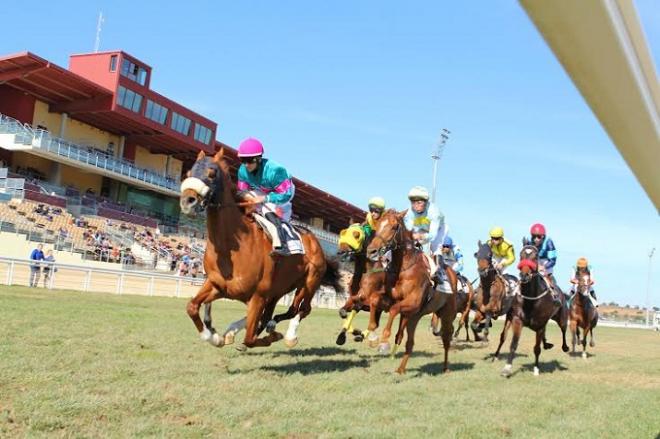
[335,229,382,345]
[365,209,457,374]
[569,275,598,358]
[499,244,569,377]
[179,149,343,349]
[470,241,517,342]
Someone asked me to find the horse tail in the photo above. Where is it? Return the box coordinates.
[321,257,345,293]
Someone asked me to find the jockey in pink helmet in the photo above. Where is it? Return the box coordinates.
[236,138,297,256]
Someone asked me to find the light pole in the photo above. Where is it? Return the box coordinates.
[646,247,655,327]
[431,128,450,204]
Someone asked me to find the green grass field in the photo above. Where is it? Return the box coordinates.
[1,286,659,438]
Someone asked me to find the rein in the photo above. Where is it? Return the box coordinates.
[518,272,552,301]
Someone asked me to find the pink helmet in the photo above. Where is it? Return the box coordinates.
[530,223,546,236]
[237,138,264,157]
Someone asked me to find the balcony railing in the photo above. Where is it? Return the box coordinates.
[0,114,180,192]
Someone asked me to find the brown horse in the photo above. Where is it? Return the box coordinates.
[335,230,381,345]
[179,149,343,349]
[569,274,598,358]
[451,275,476,341]
[499,244,569,377]
[365,209,457,374]
[470,241,517,342]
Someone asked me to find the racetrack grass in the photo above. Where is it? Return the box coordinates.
[1,286,659,438]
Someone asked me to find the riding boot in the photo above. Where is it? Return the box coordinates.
[590,290,599,307]
[433,254,447,285]
[264,212,291,256]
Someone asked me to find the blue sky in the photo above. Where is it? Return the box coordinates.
[1,1,658,307]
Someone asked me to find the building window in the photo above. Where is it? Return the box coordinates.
[120,58,148,86]
[117,86,143,113]
[145,100,168,124]
[194,123,213,145]
[109,55,118,72]
[170,112,191,136]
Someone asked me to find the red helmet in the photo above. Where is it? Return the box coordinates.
[530,223,546,236]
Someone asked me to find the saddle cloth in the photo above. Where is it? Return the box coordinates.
[253,213,305,255]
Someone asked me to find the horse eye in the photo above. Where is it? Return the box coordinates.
[207,168,216,178]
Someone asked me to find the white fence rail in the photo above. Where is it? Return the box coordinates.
[0,256,348,309]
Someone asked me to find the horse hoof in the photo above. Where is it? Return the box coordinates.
[235,343,247,352]
[589,341,595,348]
[336,331,347,346]
[501,364,513,378]
[265,320,277,334]
[284,337,298,348]
[543,342,554,350]
[211,333,224,348]
[582,352,587,360]
[533,366,540,376]
[562,345,569,353]
[367,334,380,348]
[377,343,391,356]
[353,334,364,343]
[224,333,235,346]
[395,368,406,375]
[200,328,212,342]
[338,308,348,319]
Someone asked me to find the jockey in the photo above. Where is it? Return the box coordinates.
[570,257,598,306]
[363,196,386,239]
[403,186,448,281]
[529,223,557,279]
[441,236,463,273]
[487,226,515,273]
[236,137,296,256]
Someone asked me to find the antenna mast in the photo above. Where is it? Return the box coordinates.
[431,128,451,204]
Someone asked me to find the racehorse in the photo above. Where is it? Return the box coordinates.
[470,241,516,342]
[498,244,569,377]
[179,149,343,349]
[335,226,381,344]
[569,274,598,358]
[365,209,457,374]
[451,276,476,341]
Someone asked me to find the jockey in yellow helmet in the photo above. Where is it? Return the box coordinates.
[487,226,515,273]
[570,257,598,306]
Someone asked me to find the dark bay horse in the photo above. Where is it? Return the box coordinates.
[569,275,598,358]
[499,244,569,377]
[179,149,343,349]
[470,241,517,342]
[450,275,476,341]
[335,227,381,345]
[365,209,457,374]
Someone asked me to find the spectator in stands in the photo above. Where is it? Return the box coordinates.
[58,227,68,239]
[42,250,56,289]
[29,244,44,287]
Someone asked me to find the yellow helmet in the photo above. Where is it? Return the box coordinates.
[368,196,386,210]
[577,257,589,268]
[489,226,504,239]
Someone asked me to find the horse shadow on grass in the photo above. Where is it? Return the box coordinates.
[259,358,370,375]
[243,346,359,358]
[507,360,569,378]
[482,352,529,361]
[410,362,476,377]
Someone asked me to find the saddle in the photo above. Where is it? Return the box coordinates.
[253,213,305,255]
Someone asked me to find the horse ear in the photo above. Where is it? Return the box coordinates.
[196,150,205,161]
[522,237,529,246]
[397,209,408,219]
[213,147,224,163]
[478,239,482,247]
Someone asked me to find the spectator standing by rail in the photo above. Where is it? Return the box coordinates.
[42,249,56,289]
[29,244,44,287]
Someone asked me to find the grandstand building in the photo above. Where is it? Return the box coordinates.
[0,50,364,256]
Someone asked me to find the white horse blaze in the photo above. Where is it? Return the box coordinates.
[285,315,301,340]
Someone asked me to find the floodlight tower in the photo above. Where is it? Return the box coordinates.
[431,128,451,204]
[646,247,655,327]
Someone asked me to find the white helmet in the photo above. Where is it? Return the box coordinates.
[408,186,430,201]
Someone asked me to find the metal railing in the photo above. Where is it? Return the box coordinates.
[0,256,347,309]
[0,114,180,192]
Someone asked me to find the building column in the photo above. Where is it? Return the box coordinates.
[118,136,125,159]
[59,113,68,138]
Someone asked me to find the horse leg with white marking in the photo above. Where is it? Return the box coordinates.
[187,280,223,347]
[533,329,544,376]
